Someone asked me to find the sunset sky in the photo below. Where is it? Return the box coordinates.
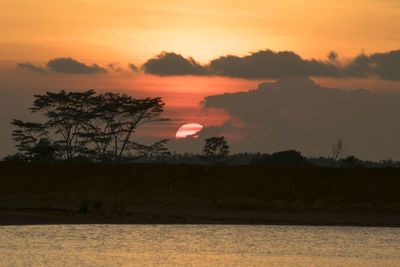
[2,0,400,62]
[1,0,400,160]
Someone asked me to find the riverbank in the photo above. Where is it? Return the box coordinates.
[1,162,400,226]
[1,208,400,227]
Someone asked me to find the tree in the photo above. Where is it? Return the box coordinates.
[11,119,49,160]
[29,138,59,162]
[201,136,230,163]
[331,139,346,162]
[10,90,168,162]
[30,90,96,159]
[129,139,171,162]
[341,155,363,168]
[81,93,167,161]
[251,150,308,166]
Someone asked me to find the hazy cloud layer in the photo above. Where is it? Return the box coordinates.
[142,52,208,76]
[17,63,47,73]
[141,49,400,81]
[107,63,124,72]
[200,77,400,160]
[128,63,139,73]
[18,57,107,74]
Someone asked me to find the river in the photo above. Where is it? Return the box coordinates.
[1,224,400,266]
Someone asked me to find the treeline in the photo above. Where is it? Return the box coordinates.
[5,90,400,168]
[7,90,169,162]
[126,150,400,168]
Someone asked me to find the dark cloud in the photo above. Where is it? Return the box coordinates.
[16,49,400,80]
[107,63,124,72]
[141,49,400,81]
[202,77,400,160]
[344,50,400,81]
[128,63,139,73]
[209,50,339,79]
[328,51,338,62]
[17,63,47,73]
[47,57,107,74]
[18,57,107,74]
[142,52,208,76]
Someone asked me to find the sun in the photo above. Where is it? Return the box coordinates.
[175,123,203,139]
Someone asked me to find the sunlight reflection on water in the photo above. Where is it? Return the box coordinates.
[1,224,400,266]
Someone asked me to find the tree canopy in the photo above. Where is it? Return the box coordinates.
[10,90,169,161]
[201,136,230,163]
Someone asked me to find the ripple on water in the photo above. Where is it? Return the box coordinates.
[1,225,400,266]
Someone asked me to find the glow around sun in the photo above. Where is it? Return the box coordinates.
[175,123,203,139]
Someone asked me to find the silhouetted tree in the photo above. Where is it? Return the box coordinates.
[251,150,308,166]
[11,119,49,160]
[30,90,96,159]
[10,90,168,162]
[341,155,363,168]
[129,139,171,161]
[331,139,346,162]
[3,153,26,162]
[29,138,59,162]
[201,136,230,163]
[381,159,396,168]
[82,93,167,161]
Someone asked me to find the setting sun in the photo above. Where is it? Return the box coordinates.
[175,123,203,139]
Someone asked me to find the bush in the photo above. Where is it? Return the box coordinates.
[252,150,309,166]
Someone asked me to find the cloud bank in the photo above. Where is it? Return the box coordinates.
[142,52,208,76]
[141,49,400,81]
[17,49,400,80]
[17,63,47,73]
[208,50,339,79]
[200,77,400,160]
[18,57,107,74]
[344,50,400,81]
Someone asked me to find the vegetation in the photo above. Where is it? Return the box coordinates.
[5,91,400,169]
[200,136,230,163]
[331,139,346,162]
[1,162,400,216]
[251,150,309,166]
[9,90,168,162]
[3,92,400,225]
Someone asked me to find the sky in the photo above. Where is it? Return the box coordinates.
[2,0,400,63]
[1,0,400,160]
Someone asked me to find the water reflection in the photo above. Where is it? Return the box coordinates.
[1,225,400,266]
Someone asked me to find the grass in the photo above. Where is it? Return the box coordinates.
[1,162,400,216]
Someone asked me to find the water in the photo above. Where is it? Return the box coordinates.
[1,225,400,266]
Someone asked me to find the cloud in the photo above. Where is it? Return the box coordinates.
[344,50,400,80]
[17,49,400,80]
[141,49,400,81]
[328,51,338,62]
[107,63,124,72]
[142,52,208,76]
[128,63,139,73]
[47,57,107,74]
[209,50,339,79]
[17,63,47,73]
[18,57,107,74]
[201,77,400,160]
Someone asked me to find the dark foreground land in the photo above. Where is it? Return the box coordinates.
[1,162,400,226]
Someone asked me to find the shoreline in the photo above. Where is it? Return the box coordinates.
[1,209,400,227]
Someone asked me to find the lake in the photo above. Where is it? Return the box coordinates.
[1,225,400,266]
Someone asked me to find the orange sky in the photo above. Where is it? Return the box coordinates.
[1,0,400,158]
[2,0,400,64]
